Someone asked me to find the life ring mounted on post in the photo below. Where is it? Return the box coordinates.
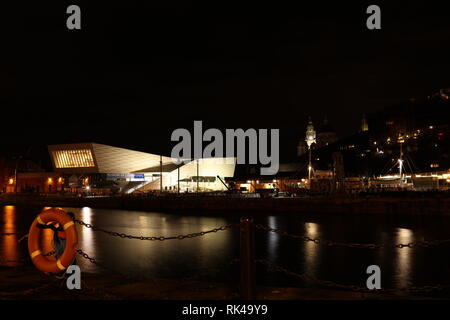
[28,208,78,274]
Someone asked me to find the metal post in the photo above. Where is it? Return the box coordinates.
[399,142,403,185]
[177,165,180,194]
[308,147,312,187]
[196,159,199,192]
[160,154,163,193]
[240,217,255,300]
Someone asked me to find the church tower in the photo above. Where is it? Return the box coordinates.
[361,113,369,132]
[297,117,316,157]
[305,116,316,148]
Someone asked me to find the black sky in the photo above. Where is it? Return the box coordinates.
[1,1,450,161]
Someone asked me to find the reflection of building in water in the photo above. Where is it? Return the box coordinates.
[1,206,19,266]
[303,222,320,278]
[266,216,280,261]
[79,207,96,259]
[395,228,413,290]
[71,207,234,277]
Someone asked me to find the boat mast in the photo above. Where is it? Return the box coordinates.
[398,134,404,185]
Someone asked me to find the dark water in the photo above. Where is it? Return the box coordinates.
[2,205,450,293]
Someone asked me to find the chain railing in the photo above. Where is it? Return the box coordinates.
[76,247,241,285]
[72,217,241,276]
[255,223,450,249]
[76,249,112,271]
[74,218,237,241]
[251,222,450,296]
[3,217,450,298]
[256,258,371,293]
[77,248,129,274]
[255,258,450,295]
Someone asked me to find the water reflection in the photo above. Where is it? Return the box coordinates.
[69,207,234,278]
[195,217,231,269]
[1,205,448,289]
[75,207,97,272]
[395,228,414,289]
[1,206,19,266]
[266,216,280,261]
[304,222,320,277]
[79,207,96,254]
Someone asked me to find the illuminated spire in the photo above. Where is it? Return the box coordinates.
[305,116,316,148]
[361,114,369,132]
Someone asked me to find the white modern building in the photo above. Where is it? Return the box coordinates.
[48,143,236,193]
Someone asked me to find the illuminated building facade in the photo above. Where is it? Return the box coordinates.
[47,143,236,194]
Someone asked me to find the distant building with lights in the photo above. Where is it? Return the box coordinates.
[298,116,338,156]
[1,143,236,195]
[46,143,236,194]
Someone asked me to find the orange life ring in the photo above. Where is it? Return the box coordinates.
[28,208,78,274]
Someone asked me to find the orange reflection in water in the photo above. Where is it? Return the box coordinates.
[1,206,58,266]
[1,206,20,266]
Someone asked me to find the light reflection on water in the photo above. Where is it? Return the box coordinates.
[78,207,96,272]
[304,222,320,278]
[1,205,450,289]
[266,216,279,261]
[1,206,19,266]
[70,207,235,277]
[395,228,413,289]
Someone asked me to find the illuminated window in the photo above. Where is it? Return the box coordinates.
[53,149,95,168]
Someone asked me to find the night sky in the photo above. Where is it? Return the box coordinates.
[1,1,449,163]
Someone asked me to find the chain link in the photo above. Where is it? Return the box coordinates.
[74,219,237,241]
[255,224,450,249]
[76,249,99,265]
[76,249,114,272]
[256,258,450,294]
[43,250,55,257]
[256,258,371,292]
